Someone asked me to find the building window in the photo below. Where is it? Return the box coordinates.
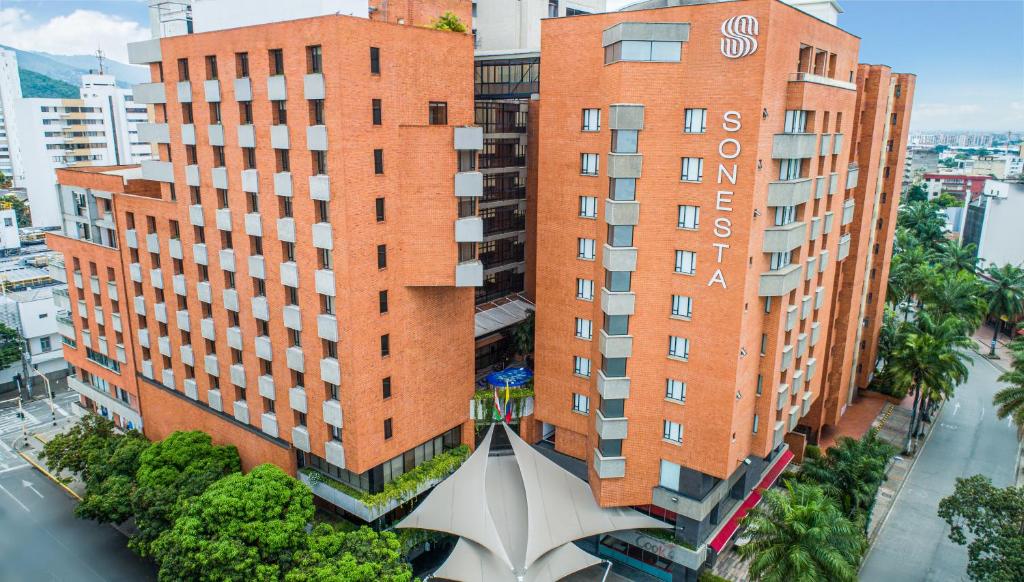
[677,205,699,229]
[383,418,393,440]
[607,225,632,248]
[575,318,593,340]
[674,250,696,275]
[605,40,681,64]
[609,178,635,201]
[753,414,760,434]
[573,356,591,378]
[379,290,388,314]
[382,377,392,399]
[377,244,387,269]
[375,197,386,222]
[581,153,599,176]
[684,108,707,133]
[370,47,380,74]
[783,110,808,133]
[577,238,596,260]
[177,58,189,81]
[770,251,792,270]
[272,100,287,125]
[235,52,249,78]
[604,315,628,336]
[374,149,384,174]
[611,130,638,154]
[269,49,284,75]
[306,45,322,74]
[666,379,686,403]
[39,337,52,352]
[582,108,600,131]
[659,459,681,490]
[372,99,382,125]
[428,101,448,125]
[663,420,683,443]
[775,205,796,226]
[572,393,590,414]
[668,336,690,360]
[681,157,703,182]
[579,196,597,218]
[205,55,218,80]
[671,295,692,319]
[380,334,390,357]
[309,99,325,125]
[576,278,594,301]
[605,270,630,292]
[780,158,802,181]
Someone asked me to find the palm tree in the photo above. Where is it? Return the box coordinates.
[738,481,866,582]
[936,239,979,274]
[897,201,946,249]
[982,264,1024,356]
[886,311,972,453]
[511,309,535,365]
[993,330,1024,436]
[922,270,987,333]
[799,431,896,519]
[889,244,932,321]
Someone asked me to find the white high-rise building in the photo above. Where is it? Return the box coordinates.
[14,74,153,228]
[472,0,606,52]
[0,48,26,187]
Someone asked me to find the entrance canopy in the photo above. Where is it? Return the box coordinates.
[485,367,533,388]
[397,424,669,581]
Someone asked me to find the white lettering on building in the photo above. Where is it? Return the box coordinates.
[707,111,742,290]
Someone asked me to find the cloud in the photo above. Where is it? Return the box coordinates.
[912,102,1024,132]
[0,8,148,63]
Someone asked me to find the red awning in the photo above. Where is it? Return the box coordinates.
[708,449,794,553]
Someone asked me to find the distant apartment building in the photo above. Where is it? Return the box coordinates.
[961,178,1024,269]
[12,73,152,228]
[52,0,482,526]
[529,0,912,577]
[923,172,987,201]
[0,49,25,186]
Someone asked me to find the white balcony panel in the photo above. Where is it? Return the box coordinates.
[208,124,225,147]
[237,124,255,148]
[289,387,308,413]
[267,75,286,100]
[208,389,223,412]
[317,314,338,342]
[304,73,325,100]
[271,125,290,150]
[230,363,246,388]
[455,260,483,287]
[286,346,305,373]
[215,207,232,231]
[307,125,328,151]
[200,317,216,341]
[315,270,335,296]
[261,413,279,438]
[168,238,183,260]
[132,82,166,104]
[189,204,205,227]
[454,217,483,243]
[254,335,273,361]
[241,169,259,193]
[245,212,262,236]
[138,122,169,143]
[312,222,334,249]
[142,160,174,183]
[454,171,483,198]
[203,79,221,102]
[211,167,228,189]
[593,450,626,479]
[275,172,293,197]
[196,281,212,303]
[323,399,343,428]
[204,354,220,377]
[309,174,329,200]
[184,378,199,400]
[325,440,346,468]
[182,125,196,146]
[292,426,311,452]
[133,295,146,316]
[220,249,236,272]
[223,289,239,312]
[252,296,270,321]
[180,345,195,366]
[320,358,341,385]
[249,255,266,279]
[259,375,276,399]
[127,39,162,64]
[226,326,243,350]
[454,126,484,150]
[233,400,249,425]
[234,77,252,101]
[176,80,192,103]
[283,305,302,330]
[277,218,296,242]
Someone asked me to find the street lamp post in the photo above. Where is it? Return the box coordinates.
[30,366,56,426]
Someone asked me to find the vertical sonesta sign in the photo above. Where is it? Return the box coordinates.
[708,111,742,290]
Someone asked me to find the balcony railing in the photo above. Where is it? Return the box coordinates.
[479,154,527,169]
[482,184,526,202]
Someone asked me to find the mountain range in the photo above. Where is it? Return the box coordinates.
[1,44,149,97]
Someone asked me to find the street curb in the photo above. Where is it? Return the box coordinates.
[861,401,944,565]
[17,450,82,501]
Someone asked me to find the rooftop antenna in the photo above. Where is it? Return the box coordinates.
[95,48,106,75]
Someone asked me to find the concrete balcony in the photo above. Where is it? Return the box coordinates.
[208,389,223,412]
[593,449,626,479]
[203,79,220,102]
[781,345,794,370]
[762,221,807,253]
[767,178,812,207]
[220,249,236,272]
[595,411,628,440]
[138,122,169,144]
[823,211,835,234]
[605,199,640,226]
[809,217,822,241]
[771,133,817,159]
[819,134,832,156]
[829,172,840,195]
[607,153,642,179]
[277,218,296,243]
[176,80,192,103]
[602,245,637,272]
[141,160,174,183]
[600,288,635,316]
[837,234,852,261]
[125,229,139,249]
[309,174,329,200]
[180,344,194,366]
[773,420,786,449]
[208,124,225,147]
[226,326,242,350]
[215,207,232,231]
[204,354,219,376]
[289,386,308,413]
[260,412,278,438]
[189,205,205,227]
[283,305,302,330]
[182,125,196,146]
[245,212,262,237]
[325,440,346,469]
[254,335,273,360]
[323,399,343,428]
[248,255,265,279]
[280,261,298,287]
[168,238,183,260]
[805,257,817,281]
[789,72,857,90]
[237,124,255,148]
[212,167,228,189]
[230,363,246,388]
[815,175,827,199]
[455,171,483,198]
[810,322,821,346]
[162,368,175,390]
[149,268,164,289]
[597,371,630,399]
[785,305,798,331]
[759,264,802,297]
[275,172,293,197]
[776,383,790,411]
[270,124,290,149]
[801,392,812,417]
[286,346,305,372]
[320,358,341,385]
[200,317,216,341]
[234,77,252,101]
[454,126,484,150]
[196,281,212,304]
[132,82,166,104]
[267,75,286,100]
[184,378,198,400]
[304,73,325,100]
[138,328,150,348]
[127,38,161,64]
[258,375,275,400]
[292,426,311,452]
[846,164,859,189]
[455,260,483,287]
[312,222,334,249]
[158,335,171,357]
[223,289,239,312]
[306,125,328,151]
[233,400,249,425]
[454,217,483,243]
[252,296,269,321]
[598,330,633,358]
[317,314,338,342]
[842,198,856,225]
[315,269,335,296]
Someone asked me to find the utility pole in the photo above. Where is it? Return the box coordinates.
[13,375,28,448]
[31,366,55,426]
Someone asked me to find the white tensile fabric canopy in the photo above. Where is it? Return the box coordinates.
[396,424,670,581]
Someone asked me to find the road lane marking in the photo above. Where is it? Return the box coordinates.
[22,409,39,424]
[0,483,30,512]
[54,403,69,417]
[0,464,29,474]
[953,402,960,415]
[22,479,43,498]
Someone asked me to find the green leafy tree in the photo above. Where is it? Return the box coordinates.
[905,183,928,203]
[151,463,314,582]
[512,308,535,359]
[936,239,979,274]
[0,171,9,188]
[799,431,896,519]
[938,475,1024,581]
[922,270,988,333]
[738,481,866,582]
[432,11,467,32]
[0,322,24,369]
[983,264,1024,354]
[285,525,413,582]
[897,201,946,250]
[0,194,31,227]
[130,431,241,556]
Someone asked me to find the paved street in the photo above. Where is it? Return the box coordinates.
[0,390,80,470]
[860,351,1020,581]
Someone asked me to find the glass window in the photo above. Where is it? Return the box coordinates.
[677,205,699,229]
[428,101,448,125]
[307,45,322,74]
[669,336,690,360]
[370,47,380,74]
[603,314,629,336]
[576,278,594,300]
[684,108,707,134]
[599,438,622,457]
[753,414,760,433]
[372,99,382,125]
[675,250,696,275]
[681,157,703,182]
[663,420,683,443]
[602,356,627,377]
[784,110,807,133]
[770,251,792,270]
[578,238,597,260]
[671,295,692,319]
[611,130,638,154]
[575,318,593,340]
[620,40,652,61]
[774,205,796,226]
[666,379,686,402]
[605,270,631,292]
[607,225,633,247]
[572,393,590,414]
[780,158,802,181]
[573,356,591,378]
[581,153,599,176]
[609,178,636,201]
[579,196,597,218]
[582,108,601,132]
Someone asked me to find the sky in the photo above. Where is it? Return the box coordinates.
[1,0,1021,131]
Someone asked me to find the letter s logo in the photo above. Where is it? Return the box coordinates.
[720,15,759,59]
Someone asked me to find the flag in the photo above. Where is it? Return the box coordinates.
[492,387,502,421]
[504,381,513,422]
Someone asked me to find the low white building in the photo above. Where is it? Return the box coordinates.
[472,0,606,52]
[960,179,1024,269]
[0,253,69,391]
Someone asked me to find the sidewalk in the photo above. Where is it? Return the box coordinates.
[14,418,87,500]
[971,322,1018,372]
[818,392,893,450]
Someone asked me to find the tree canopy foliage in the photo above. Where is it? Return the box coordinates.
[938,475,1024,581]
[286,525,413,582]
[431,11,467,32]
[0,322,24,369]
